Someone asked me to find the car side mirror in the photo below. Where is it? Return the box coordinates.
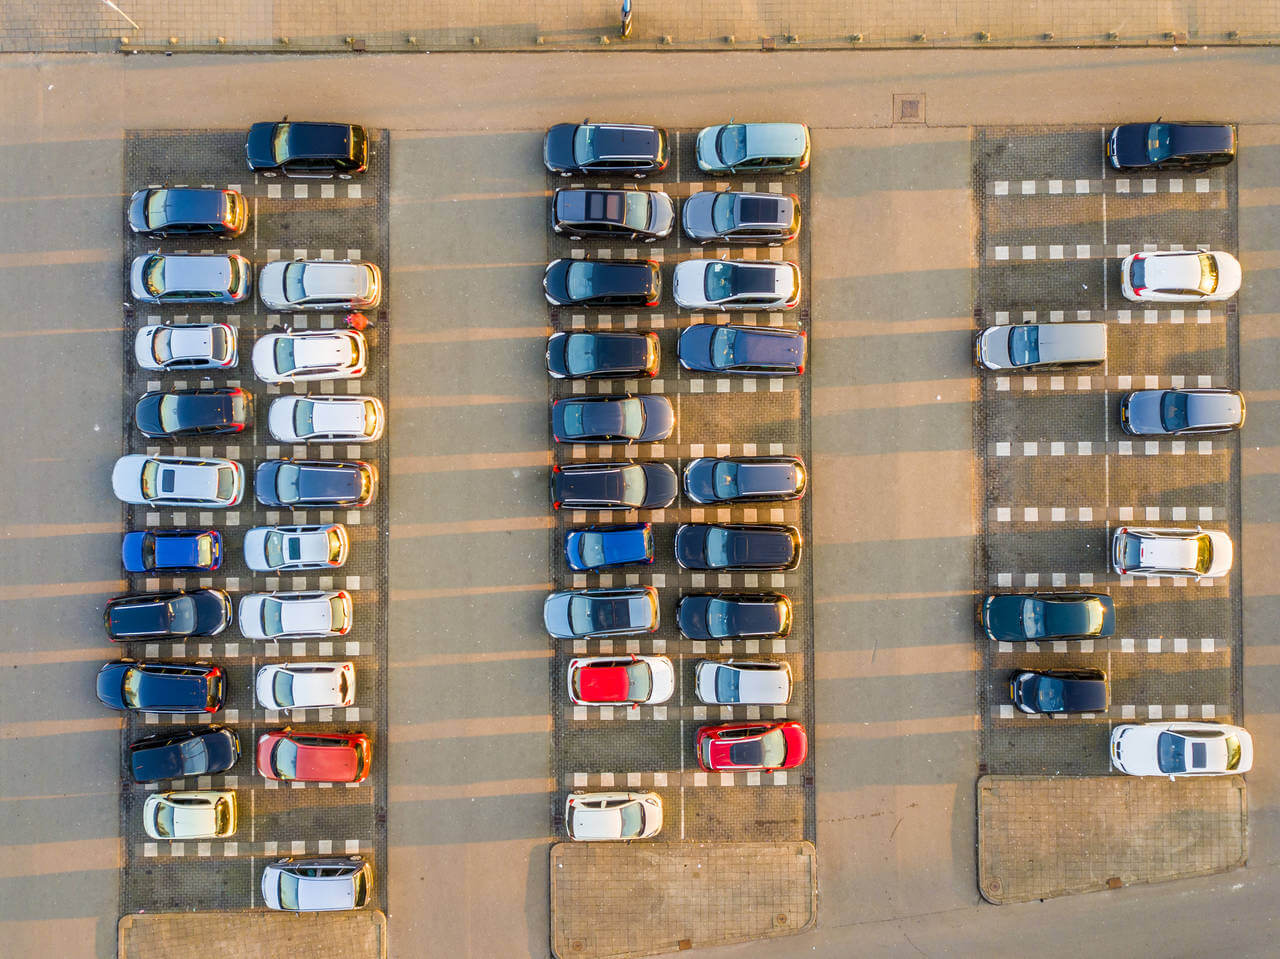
[1169,774,1177,783]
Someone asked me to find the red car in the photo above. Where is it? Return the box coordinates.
[695,721,807,772]
[256,729,371,783]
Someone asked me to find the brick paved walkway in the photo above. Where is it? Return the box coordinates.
[4,0,1278,53]
[118,910,387,959]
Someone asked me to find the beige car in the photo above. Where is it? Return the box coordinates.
[143,790,237,840]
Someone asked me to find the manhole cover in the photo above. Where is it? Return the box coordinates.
[893,93,926,124]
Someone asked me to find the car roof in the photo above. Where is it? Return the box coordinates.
[298,262,371,298]
[725,262,783,294]
[283,122,357,159]
[1184,391,1244,427]
[742,123,808,158]
[1167,123,1234,155]
[585,124,661,159]
[1144,253,1204,291]
[733,194,790,226]
[160,256,232,292]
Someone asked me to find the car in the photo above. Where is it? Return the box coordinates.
[550,462,677,511]
[551,395,673,444]
[1120,250,1241,302]
[1010,668,1110,715]
[243,524,349,572]
[695,122,811,175]
[121,529,222,574]
[683,455,806,504]
[130,253,251,304]
[695,721,808,771]
[674,523,802,571]
[546,331,660,379]
[567,655,675,706]
[980,592,1116,643]
[543,258,661,308]
[255,662,356,711]
[258,259,382,312]
[564,523,654,572]
[976,322,1106,371]
[694,660,793,706]
[543,587,659,639]
[672,259,801,312]
[1107,121,1236,171]
[551,188,675,241]
[677,593,792,640]
[257,729,371,783]
[143,790,237,840]
[1111,722,1253,778]
[1120,388,1245,436]
[261,857,373,911]
[127,187,248,238]
[251,329,367,384]
[134,387,252,439]
[104,589,232,642]
[677,324,806,375]
[238,590,353,641]
[682,191,801,246]
[112,455,245,508]
[1111,526,1233,580]
[96,660,225,714]
[129,726,240,783]
[564,791,663,841]
[246,120,368,178]
[543,122,669,177]
[268,395,385,443]
[134,322,238,372]
[255,459,378,509]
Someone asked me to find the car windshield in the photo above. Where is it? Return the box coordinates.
[711,461,740,498]
[565,262,597,301]
[169,597,197,634]
[226,257,241,292]
[704,262,736,302]
[704,527,733,567]
[565,335,597,375]
[1225,735,1242,770]
[1021,598,1046,638]
[143,257,165,296]
[573,125,596,161]
[619,467,646,507]
[1146,123,1173,162]
[278,873,301,911]
[180,735,210,769]
[1161,392,1190,431]
[271,123,292,162]
[715,667,741,703]
[157,396,186,432]
[618,801,644,838]
[1035,678,1066,712]
[329,595,348,630]
[624,661,652,700]
[294,399,316,436]
[145,191,170,226]
[151,329,172,364]
[272,738,299,779]
[140,461,161,499]
[623,192,650,230]
[716,125,747,165]
[275,464,301,502]
[706,599,734,636]
[264,531,286,568]
[711,194,737,233]
[154,804,176,838]
[215,466,236,502]
[272,671,296,707]
[327,528,344,560]
[1157,732,1187,773]
[215,799,231,834]
[759,728,787,767]
[1130,257,1146,290]
[195,536,215,569]
[577,533,605,568]
[262,598,284,636]
[1009,326,1040,366]
[710,327,739,368]
[1194,535,1213,574]
[274,337,298,373]
[283,263,308,303]
[1196,253,1218,294]
[122,668,143,708]
[140,535,156,568]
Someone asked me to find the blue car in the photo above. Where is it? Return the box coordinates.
[122,529,222,573]
[565,523,654,572]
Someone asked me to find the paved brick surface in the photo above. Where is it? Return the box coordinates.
[550,840,815,958]
[118,910,387,958]
[978,775,1247,904]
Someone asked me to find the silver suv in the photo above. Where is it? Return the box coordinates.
[258,259,381,311]
[260,857,372,911]
[130,254,251,304]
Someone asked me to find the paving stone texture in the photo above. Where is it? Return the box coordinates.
[118,909,387,959]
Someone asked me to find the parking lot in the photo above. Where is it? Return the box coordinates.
[118,130,390,911]
[547,130,816,843]
[974,126,1243,776]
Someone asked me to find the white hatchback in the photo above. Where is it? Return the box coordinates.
[143,790,236,840]
[1111,722,1253,778]
[255,662,356,711]
[268,395,384,443]
[111,454,244,508]
[564,791,663,841]
[1111,526,1233,580]
[694,659,793,705]
[252,329,367,383]
[238,590,353,640]
[1120,250,1242,302]
[243,524,349,572]
[135,322,238,371]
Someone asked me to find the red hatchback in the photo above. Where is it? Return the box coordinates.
[695,721,807,772]
[256,729,371,783]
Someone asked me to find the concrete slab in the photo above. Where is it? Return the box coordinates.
[118,910,387,959]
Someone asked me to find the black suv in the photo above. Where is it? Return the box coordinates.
[543,259,661,308]
[1107,121,1236,171]
[551,189,675,242]
[543,122,669,178]
[128,188,248,238]
[246,120,368,179]
[105,589,233,642]
[134,387,252,439]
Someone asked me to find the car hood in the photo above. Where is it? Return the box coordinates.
[637,463,677,509]
[258,261,290,308]
[636,396,674,442]
[1204,530,1233,578]
[1212,252,1242,297]
[543,592,574,638]
[696,126,723,167]
[983,594,1030,641]
[671,261,705,305]
[1123,391,1165,434]
[96,662,130,709]
[111,455,149,503]
[543,123,577,171]
[677,596,714,637]
[543,259,572,303]
[1110,123,1150,166]
[127,190,151,232]
[238,595,268,638]
[977,326,1012,369]
[120,532,150,571]
[648,192,676,237]
[245,122,276,166]
[680,191,717,238]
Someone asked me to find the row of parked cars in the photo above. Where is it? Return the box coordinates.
[978,120,1253,780]
[104,120,380,911]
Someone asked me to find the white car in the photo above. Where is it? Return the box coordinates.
[111,454,244,508]
[134,322,238,371]
[258,259,381,312]
[255,662,356,711]
[1120,250,1242,302]
[564,791,663,841]
[261,857,373,912]
[694,659,793,705]
[1111,722,1253,778]
[143,790,237,840]
[243,524,349,572]
[566,655,675,706]
[238,590,353,640]
[252,329,367,384]
[672,259,801,311]
[1111,526,1233,580]
[268,395,385,443]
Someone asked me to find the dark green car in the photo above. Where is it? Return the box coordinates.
[981,592,1115,642]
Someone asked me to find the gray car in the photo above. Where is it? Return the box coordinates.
[695,122,810,175]
[260,857,372,911]
[258,259,381,311]
[552,189,675,242]
[976,322,1106,371]
[130,253,252,304]
[1120,388,1245,436]
[543,587,659,639]
[681,191,800,245]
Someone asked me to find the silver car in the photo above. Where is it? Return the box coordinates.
[681,191,800,246]
[258,259,381,311]
[255,661,356,711]
[134,322,238,371]
[243,524,349,572]
[130,253,251,304]
[694,659,793,705]
[238,590,353,640]
[268,395,385,443]
[260,857,372,911]
[252,329,367,383]
[976,322,1106,371]
[111,454,244,508]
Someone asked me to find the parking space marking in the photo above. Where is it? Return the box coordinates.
[140,837,372,858]
[987,242,1212,263]
[990,703,1225,723]
[992,439,1216,457]
[987,374,1221,393]
[990,505,1223,524]
[566,771,792,789]
[992,637,1220,655]
[987,176,1224,197]
[989,307,1219,326]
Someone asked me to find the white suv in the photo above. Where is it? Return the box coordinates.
[1111,526,1233,580]
[564,791,662,841]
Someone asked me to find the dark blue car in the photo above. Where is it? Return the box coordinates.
[122,529,222,573]
[96,660,225,714]
[565,523,654,571]
[1010,668,1109,715]
[674,523,802,571]
[1107,121,1235,171]
[129,726,240,783]
[981,592,1116,642]
[104,589,232,642]
[677,324,806,375]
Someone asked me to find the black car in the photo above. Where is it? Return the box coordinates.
[551,462,677,511]
[129,726,240,783]
[1107,121,1236,171]
[551,395,674,444]
[543,259,661,308]
[681,191,800,246]
[96,660,225,714]
[546,331,660,379]
[104,589,233,642]
[677,592,792,640]
[127,188,248,238]
[683,455,806,504]
[256,459,378,509]
[674,524,802,571]
[552,189,675,242]
[134,387,252,439]
[1010,668,1110,715]
[543,122,669,177]
[1119,388,1245,436]
[981,592,1116,643]
[246,120,368,178]
[677,324,806,375]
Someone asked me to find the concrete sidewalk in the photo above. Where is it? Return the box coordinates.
[4,0,1278,53]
